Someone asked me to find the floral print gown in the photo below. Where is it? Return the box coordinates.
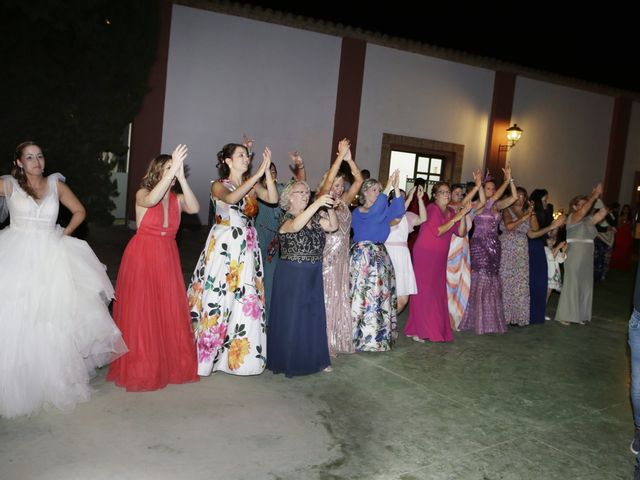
[187,179,266,375]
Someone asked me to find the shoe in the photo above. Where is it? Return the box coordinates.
[544,316,551,321]
[631,428,640,455]
[323,366,333,373]
[410,335,425,343]
[559,321,570,326]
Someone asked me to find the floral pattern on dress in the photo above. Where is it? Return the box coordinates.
[350,242,397,352]
[187,179,266,375]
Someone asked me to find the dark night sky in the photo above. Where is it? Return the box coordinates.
[235,1,636,93]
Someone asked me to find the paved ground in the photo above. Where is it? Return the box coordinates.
[0,225,635,479]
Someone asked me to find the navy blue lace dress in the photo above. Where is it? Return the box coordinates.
[267,213,330,377]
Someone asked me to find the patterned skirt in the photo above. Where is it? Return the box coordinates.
[350,242,397,352]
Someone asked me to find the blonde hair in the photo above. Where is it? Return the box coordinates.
[280,180,309,211]
[358,178,381,205]
[569,195,589,212]
[140,154,172,190]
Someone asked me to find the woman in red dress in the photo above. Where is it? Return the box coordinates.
[107,145,200,391]
[611,204,633,270]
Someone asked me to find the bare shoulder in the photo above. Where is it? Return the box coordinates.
[211,180,231,199]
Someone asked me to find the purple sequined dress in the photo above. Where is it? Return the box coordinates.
[458,199,507,334]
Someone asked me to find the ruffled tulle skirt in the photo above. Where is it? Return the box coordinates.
[0,226,127,418]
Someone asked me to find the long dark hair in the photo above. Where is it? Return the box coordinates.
[12,141,40,199]
[216,143,247,179]
[530,188,552,228]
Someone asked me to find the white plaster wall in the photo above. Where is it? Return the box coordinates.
[619,101,640,207]
[357,45,495,182]
[162,5,341,222]
[509,77,613,212]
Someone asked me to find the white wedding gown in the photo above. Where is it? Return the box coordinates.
[0,173,127,418]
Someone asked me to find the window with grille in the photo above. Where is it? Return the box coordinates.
[389,150,444,197]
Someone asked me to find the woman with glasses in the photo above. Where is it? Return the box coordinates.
[267,181,337,377]
[187,143,278,376]
[404,182,473,343]
[350,170,405,352]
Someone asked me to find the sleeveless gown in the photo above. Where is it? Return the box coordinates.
[555,216,597,324]
[268,213,330,377]
[187,180,266,375]
[322,200,355,355]
[0,174,126,418]
[107,193,199,391]
[458,199,507,334]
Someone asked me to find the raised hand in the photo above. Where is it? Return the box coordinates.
[593,183,603,197]
[290,150,303,170]
[473,169,482,187]
[551,214,566,228]
[393,170,400,189]
[171,144,188,165]
[315,193,336,210]
[337,138,350,158]
[386,169,399,189]
[526,200,535,215]
[502,159,512,181]
[344,147,353,162]
[254,147,271,178]
[242,134,254,151]
[262,146,272,165]
[171,144,188,177]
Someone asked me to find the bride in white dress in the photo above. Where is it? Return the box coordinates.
[0,141,127,418]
